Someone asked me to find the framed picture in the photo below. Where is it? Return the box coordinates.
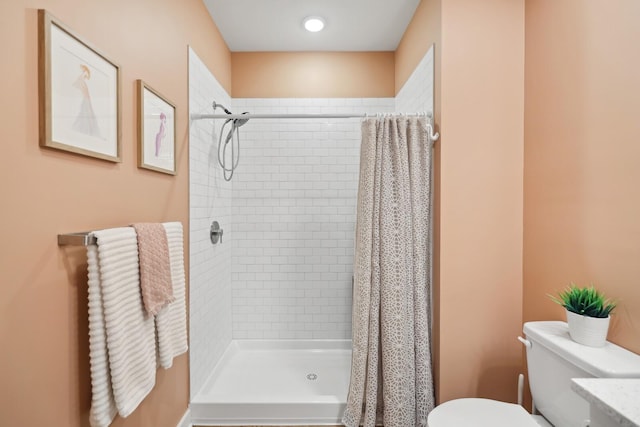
[137,80,176,175]
[38,10,121,162]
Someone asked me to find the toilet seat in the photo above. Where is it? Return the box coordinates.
[427,398,542,427]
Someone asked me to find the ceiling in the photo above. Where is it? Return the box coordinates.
[202,0,421,52]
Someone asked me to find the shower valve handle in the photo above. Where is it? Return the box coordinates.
[210,221,224,244]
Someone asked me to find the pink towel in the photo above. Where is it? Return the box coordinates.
[131,223,175,315]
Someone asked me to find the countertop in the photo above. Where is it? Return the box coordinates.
[571,378,640,427]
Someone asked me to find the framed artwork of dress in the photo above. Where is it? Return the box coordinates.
[38,10,121,162]
[137,80,176,175]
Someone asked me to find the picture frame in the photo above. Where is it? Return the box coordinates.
[137,80,176,175]
[38,10,121,162]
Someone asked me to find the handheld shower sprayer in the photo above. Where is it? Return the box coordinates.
[224,112,250,145]
[212,101,250,181]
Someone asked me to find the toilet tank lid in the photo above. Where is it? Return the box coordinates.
[523,321,640,378]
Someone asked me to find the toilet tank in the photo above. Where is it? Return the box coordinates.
[524,321,640,427]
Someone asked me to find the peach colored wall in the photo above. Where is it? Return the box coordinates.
[396,0,525,405]
[0,1,230,426]
[524,1,640,353]
[395,0,444,403]
[437,0,524,404]
[231,52,395,98]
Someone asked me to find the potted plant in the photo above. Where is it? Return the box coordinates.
[551,284,616,347]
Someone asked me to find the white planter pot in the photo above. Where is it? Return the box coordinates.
[566,309,610,347]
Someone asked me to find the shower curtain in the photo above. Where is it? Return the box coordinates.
[343,115,435,427]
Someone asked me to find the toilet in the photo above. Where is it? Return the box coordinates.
[428,321,640,427]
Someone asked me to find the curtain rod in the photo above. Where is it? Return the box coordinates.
[190,113,439,141]
[190,113,432,120]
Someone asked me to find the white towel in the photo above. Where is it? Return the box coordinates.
[90,227,156,422]
[87,245,117,427]
[156,222,188,369]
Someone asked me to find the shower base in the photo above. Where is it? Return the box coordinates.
[191,339,352,426]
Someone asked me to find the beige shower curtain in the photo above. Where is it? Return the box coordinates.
[343,115,435,427]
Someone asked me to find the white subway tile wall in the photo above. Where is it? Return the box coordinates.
[396,45,434,114]
[188,48,233,396]
[187,46,434,390]
[230,98,395,339]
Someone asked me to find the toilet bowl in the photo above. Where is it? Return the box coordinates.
[427,398,551,426]
[427,321,640,427]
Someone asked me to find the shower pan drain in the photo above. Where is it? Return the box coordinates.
[306,373,318,381]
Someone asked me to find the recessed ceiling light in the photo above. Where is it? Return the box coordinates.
[303,16,325,32]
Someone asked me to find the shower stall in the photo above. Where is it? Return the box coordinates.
[187,45,434,425]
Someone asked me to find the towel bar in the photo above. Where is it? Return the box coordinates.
[58,232,97,246]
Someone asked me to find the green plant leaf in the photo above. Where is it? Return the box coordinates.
[549,284,616,318]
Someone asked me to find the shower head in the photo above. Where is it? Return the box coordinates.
[233,112,250,128]
[223,112,250,145]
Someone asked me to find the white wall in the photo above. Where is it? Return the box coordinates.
[396,45,434,114]
[229,98,395,339]
[187,46,433,382]
[188,48,233,396]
